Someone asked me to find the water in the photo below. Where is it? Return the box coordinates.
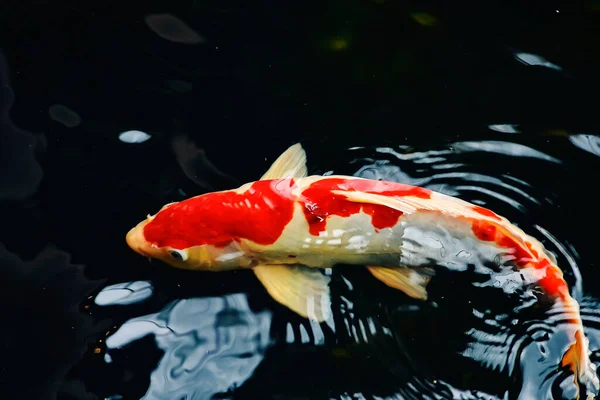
[3,2,600,400]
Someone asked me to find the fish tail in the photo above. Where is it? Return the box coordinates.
[557,292,598,399]
[534,260,598,398]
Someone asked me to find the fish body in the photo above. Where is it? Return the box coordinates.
[126,143,598,398]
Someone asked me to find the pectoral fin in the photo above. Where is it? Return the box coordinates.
[253,264,331,322]
[260,143,308,180]
[367,266,432,300]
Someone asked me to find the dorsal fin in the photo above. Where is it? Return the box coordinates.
[260,143,308,180]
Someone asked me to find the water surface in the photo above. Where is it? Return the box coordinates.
[2,2,600,399]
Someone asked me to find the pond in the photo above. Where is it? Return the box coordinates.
[2,2,600,400]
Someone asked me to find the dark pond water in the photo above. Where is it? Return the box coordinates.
[3,1,600,399]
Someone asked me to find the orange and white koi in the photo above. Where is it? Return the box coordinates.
[126,143,598,398]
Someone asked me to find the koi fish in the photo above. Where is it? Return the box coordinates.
[126,143,598,398]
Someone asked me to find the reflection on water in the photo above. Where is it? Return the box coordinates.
[488,124,520,134]
[569,134,600,158]
[95,283,272,400]
[451,140,561,163]
[118,130,152,144]
[3,2,600,396]
[514,52,563,71]
[94,281,154,306]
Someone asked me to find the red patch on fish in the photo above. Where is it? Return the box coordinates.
[145,177,432,247]
[299,178,431,236]
[472,220,533,263]
[539,266,567,296]
[144,179,296,249]
[471,205,502,221]
[471,220,497,242]
[471,219,567,296]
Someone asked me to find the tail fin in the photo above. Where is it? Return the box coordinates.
[561,327,598,399]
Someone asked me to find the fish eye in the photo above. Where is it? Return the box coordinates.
[169,249,187,261]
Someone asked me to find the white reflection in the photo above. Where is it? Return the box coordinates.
[451,140,561,163]
[488,124,519,134]
[514,52,562,71]
[97,290,272,400]
[434,171,540,205]
[118,130,151,144]
[453,185,526,211]
[442,385,503,400]
[376,147,452,161]
[569,134,600,157]
[94,281,153,306]
[367,382,503,399]
[354,162,429,187]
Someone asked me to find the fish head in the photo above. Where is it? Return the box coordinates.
[126,201,253,271]
[125,215,205,270]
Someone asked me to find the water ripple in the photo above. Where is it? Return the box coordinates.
[353,140,551,213]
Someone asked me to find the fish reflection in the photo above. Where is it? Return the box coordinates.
[95,283,272,400]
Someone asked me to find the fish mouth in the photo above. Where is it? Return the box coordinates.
[126,222,154,260]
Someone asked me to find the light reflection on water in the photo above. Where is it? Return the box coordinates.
[95,285,272,400]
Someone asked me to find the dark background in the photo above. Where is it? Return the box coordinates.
[2,0,600,399]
